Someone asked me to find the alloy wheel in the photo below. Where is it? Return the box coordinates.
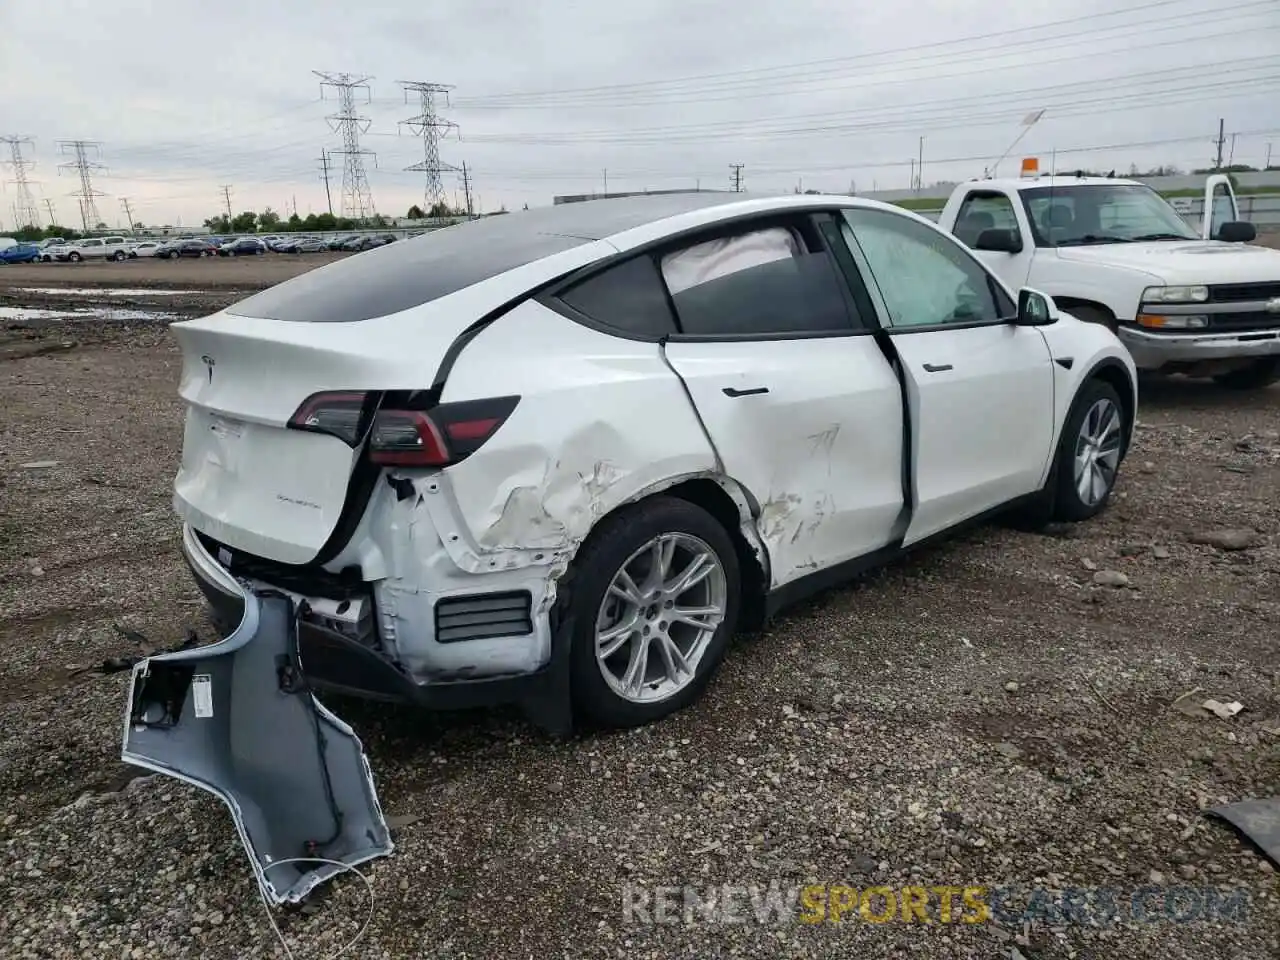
[595,533,727,705]
[1073,397,1122,506]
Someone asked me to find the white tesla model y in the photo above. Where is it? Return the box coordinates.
[122,193,1136,903]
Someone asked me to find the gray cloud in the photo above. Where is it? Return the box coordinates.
[1,0,1278,228]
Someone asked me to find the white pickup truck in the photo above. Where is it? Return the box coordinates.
[936,172,1280,389]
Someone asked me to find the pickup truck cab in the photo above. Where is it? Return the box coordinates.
[937,172,1280,389]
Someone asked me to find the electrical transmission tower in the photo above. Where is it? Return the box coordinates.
[43,199,57,226]
[314,71,377,220]
[399,80,459,215]
[57,140,107,231]
[1,136,41,228]
[730,163,745,192]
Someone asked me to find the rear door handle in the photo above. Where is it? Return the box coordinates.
[922,363,953,373]
[723,386,769,397]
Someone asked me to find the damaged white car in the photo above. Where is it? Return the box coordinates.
[122,193,1136,902]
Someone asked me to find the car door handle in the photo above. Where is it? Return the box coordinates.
[722,386,770,397]
[922,363,953,373]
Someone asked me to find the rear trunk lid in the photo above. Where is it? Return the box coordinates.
[170,232,614,565]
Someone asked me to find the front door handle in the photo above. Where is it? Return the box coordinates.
[922,363,953,373]
[723,386,769,397]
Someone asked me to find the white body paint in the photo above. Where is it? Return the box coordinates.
[172,194,1136,685]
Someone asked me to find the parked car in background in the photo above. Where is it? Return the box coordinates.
[161,239,216,259]
[0,242,41,264]
[42,241,73,262]
[341,234,395,252]
[294,237,328,253]
[327,234,360,250]
[129,240,163,258]
[218,238,267,257]
[101,236,131,260]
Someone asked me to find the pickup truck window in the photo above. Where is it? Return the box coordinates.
[841,209,1001,329]
[1019,184,1198,247]
[954,192,1020,249]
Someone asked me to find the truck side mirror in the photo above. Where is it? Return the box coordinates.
[1216,221,1256,243]
[1016,288,1059,326]
[974,228,1023,254]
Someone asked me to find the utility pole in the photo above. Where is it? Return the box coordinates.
[603,169,608,195]
[1228,133,1238,167]
[459,161,475,216]
[57,140,107,231]
[221,185,234,222]
[1214,118,1225,170]
[1,136,41,228]
[730,163,744,192]
[1267,142,1274,170]
[917,136,925,192]
[398,79,456,216]
[120,197,135,232]
[316,71,378,220]
[317,149,334,216]
[43,198,57,226]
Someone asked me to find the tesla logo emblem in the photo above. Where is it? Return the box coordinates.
[1266,298,1280,315]
[201,355,215,383]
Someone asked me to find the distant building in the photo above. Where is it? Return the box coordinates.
[553,188,734,205]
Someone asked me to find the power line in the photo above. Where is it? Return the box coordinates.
[399,80,459,213]
[56,140,107,231]
[315,71,377,220]
[1,136,41,228]
[455,0,1269,107]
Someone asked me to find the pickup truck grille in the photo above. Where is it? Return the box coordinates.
[1208,282,1280,304]
[1208,310,1280,331]
[435,591,533,643]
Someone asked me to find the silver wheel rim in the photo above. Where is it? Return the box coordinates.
[1073,398,1122,506]
[595,532,727,705]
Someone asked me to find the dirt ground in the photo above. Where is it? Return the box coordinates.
[0,274,1278,958]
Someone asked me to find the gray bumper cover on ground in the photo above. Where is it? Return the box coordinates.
[120,590,393,905]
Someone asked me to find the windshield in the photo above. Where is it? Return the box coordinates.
[1019,184,1198,247]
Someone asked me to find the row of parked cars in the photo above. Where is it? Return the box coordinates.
[0,232,402,264]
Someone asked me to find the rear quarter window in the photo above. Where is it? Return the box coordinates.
[554,255,677,338]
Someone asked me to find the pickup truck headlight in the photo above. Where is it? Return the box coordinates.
[1142,284,1209,303]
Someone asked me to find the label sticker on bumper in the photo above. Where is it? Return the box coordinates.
[192,674,213,717]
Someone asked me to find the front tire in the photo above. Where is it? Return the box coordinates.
[1213,358,1280,390]
[1052,379,1127,522]
[68,252,82,262]
[567,496,741,729]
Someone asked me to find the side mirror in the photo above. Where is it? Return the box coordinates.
[974,228,1023,254]
[1216,221,1256,243]
[1016,287,1059,326]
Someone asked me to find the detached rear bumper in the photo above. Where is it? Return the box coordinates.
[121,590,394,905]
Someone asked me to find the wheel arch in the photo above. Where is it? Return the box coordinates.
[1079,356,1137,458]
[1054,297,1118,330]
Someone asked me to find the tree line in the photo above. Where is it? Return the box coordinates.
[202,201,469,235]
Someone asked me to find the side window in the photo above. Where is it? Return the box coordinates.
[659,226,855,337]
[953,192,1020,248]
[556,254,677,338]
[841,209,1001,329]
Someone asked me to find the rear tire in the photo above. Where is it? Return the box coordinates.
[68,252,81,262]
[1212,358,1280,390]
[568,496,741,729]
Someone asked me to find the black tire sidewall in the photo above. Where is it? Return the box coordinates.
[1053,379,1127,522]
[568,496,741,729]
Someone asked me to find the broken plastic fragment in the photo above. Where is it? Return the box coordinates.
[120,590,393,905]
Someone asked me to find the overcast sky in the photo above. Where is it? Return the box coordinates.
[1,0,1278,229]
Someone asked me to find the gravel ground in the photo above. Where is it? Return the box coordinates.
[1,304,1279,957]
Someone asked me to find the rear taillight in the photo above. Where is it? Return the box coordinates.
[368,396,519,467]
[287,391,374,446]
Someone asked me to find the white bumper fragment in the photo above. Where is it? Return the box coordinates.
[120,590,394,905]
